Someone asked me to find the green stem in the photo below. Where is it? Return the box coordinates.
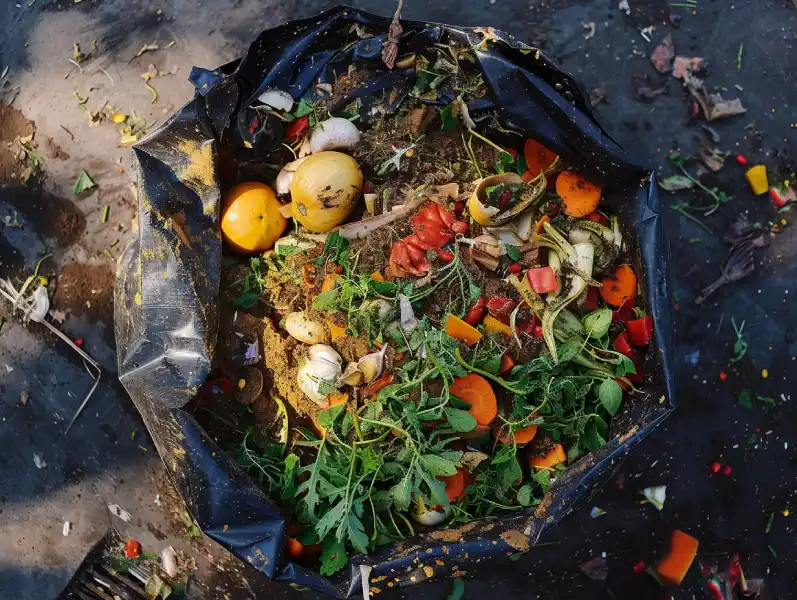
[454,348,528,394]
[672,203,713,234]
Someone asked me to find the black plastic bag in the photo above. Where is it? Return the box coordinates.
[115,6,675,597]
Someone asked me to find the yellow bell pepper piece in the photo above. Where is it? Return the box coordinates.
[483,315,513,336]
[745,165,769,196]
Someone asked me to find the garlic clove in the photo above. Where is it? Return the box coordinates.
[275,156,308,195]
[357,345,387,383]
[339,362,364,386]
[309,118,361,154]
[297,344,342,405]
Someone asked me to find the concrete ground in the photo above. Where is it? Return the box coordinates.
[1,0,796,599]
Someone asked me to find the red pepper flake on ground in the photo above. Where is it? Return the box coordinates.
[124,539,141,558]
[711,462,721,473]
[74,337,84,347]
[736,154,748,165]
[633,560,646,573]
[723,465,732,476]
[719,371,728,381]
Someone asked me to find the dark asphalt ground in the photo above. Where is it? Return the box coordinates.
[2,1,797,599]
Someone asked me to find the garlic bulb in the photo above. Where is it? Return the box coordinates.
[309,118,361,154]
[285,311,328,345]
[297,344,342,406]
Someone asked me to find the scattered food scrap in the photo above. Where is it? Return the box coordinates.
[73,170,96,195]
[650,35,674,73]
[657,529,699,585]
[642,486,666,510]
[33,452,46,469]
[108,503,132,522]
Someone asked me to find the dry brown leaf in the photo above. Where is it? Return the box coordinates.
[672,56,705,80]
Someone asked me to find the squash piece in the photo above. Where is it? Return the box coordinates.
[657,530,699,585]
[530,443,566,470]
[445,314,483,345]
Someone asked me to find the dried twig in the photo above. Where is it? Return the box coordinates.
[98,67,114,86]
[381,0,404,69]
[68,58,83,74]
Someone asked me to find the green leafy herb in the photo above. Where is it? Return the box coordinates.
[598,378,623,416]
[739,389,752,409]
[495,151,515,174]
[444,408,477,432]
[320,537,348,575]
[440,104,458,131]
[730,318,748,363]
[315,230,350,268]
[583,308,612,339]
[658,174,694,192]
[73,170,96,194]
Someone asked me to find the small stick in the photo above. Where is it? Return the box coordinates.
[98,67,114,86]
[68,59,84,74]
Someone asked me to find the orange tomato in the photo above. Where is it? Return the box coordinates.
[221,182,287,254]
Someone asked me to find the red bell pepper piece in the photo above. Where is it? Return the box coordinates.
[498,353,515,375]
[627,353,644,384]
[586,286,600,311]
[516,315,538,335]
[526,266,559,294]
[584,211,608,225]
[464,297,488,325]
[486,297,518,324]
[612,305,635,325]
[434,247,455,263]
[125,540,141,559]
[284,115,309,140]
[363,373,393,397]
[626,316,654,347]
[613,332,633,358]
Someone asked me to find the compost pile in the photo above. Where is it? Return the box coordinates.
[191,29,656,577]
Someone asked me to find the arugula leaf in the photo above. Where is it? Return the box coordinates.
[421,454,458,476]
[582,418,606,452]
[294,98,314,118]
[392,467,414,511]
[598,378,623,416]
[532,468,551,493]
[496,456,522,491]
[315,501,347,540]
[583,308,612,339]
[314,230,349,267]
[614,355,637,377]
[444,408,477,433]
[517,484,534,506]
[557,338,582,363]
[475,353,502,374]
[416,463,450,506]
[340,510,369,554]
[320,536,347,575]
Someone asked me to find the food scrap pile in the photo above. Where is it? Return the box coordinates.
[193,27,655,576]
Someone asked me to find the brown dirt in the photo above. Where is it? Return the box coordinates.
[1,184,85,247]
[52,262,115,323]
[261,317,315,417]
[500,529,530,552]
[0,103,35,182]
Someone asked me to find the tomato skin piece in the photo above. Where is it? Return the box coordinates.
[526,266,559,294]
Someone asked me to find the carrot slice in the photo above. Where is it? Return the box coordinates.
[327,392,348,407]
[321,273,341,294]
[438,468,469,502]
[498,353,515,375]
[534,215,551,235]
[530,443,566,470]
[523,139,558,177]
[370,270,385,282]
[287,537,304,559]
[657,530,699,585]
[556,171,602,218]
[495,424,538,445]
[326,319,347,341]
[450,373,497,426]
[483,315,512,336]
[600,265,637,308]
[445,314,483,345]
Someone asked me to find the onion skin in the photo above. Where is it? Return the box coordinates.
[290,151,363,233]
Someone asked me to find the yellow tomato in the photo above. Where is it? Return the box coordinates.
[290,151,362,233]
[221,182,287,254]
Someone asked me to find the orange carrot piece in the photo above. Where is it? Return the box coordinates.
[450,373,497,426]
[326,319,347,341]
[534,215,551,235]
[483,315,512,336]
[600,265,637,308]
[523,139,558,177]
[287,537,304,559]
[530,443,566,470]
[327,392,348,407]
[657,530,699,585]
[301,264,315,287]
[495,424,538,445]
[445,314,483,345]
[438,468,469,502]
[556,171,602,218]
[498,353,515,375]
[370,270,385,282]
[321,273,341,294]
